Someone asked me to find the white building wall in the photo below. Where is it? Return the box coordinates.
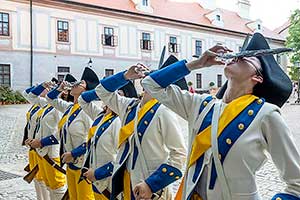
[0,0,286,92]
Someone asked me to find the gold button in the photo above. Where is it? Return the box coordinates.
[238,123,245,130]
[248,110,254,116]
[109,120,112,123]
[51,140,55,143]
[162,168,167,173]
[276,198,282,200]
[218,154,222,160]
[96,136,99,138]
[74,114,77,116]
[107,166,110,170]
[150,109,154,113]
[175,176,180,180]
[203,101,208,106]
[102,127,104,131]
[68,120,71,123]
[144,121,148,125]
[127,106,131,110]
[226,138,232,145]
[82,144,85,147]
[169,172,174,176]
[138,132,142,136]
[257,99,263,104]
[110,171,113,174]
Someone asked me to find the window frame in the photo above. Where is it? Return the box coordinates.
[142,0,149,6]
[105,69,114,77]
[195,40,202,56]
[196,73,202,89]
[103,27,115,46]
[169,36,179,53]
[217,74,222,87]
[0,12,10,36]
[57,20,69,42]
[0,64,11,87]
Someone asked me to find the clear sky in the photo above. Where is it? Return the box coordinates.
[217,0,300,30]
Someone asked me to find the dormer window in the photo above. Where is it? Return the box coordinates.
[142,0,149,6]
[257,24,261,30]
[216,14,221,21]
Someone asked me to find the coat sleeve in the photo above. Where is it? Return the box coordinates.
[261,110,300,200]
[144,107,187,193]
[27,84,48,107]
[46,88,72,113]
[78,95,102,120]
[95,71,136,119]
[142,60,206,121]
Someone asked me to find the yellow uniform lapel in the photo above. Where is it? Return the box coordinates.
[88,112,115,141]
[188,95,258,167]
[118,99,158,148]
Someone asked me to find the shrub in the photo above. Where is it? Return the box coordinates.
[0,86,27,104]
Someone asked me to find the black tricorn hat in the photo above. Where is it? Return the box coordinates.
[119,81,138,98]
[80,67,99,91]
[51,77,59,84]
[216,33,292,107]
[64,74,77,83]
[159,55,188,90]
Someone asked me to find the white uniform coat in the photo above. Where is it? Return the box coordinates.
[95,80,186,198]
[78,96,120,193]
[46,92,92,168]
[142,75,300,200]
[26,91,61,159]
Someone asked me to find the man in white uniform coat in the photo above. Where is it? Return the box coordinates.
[90,66,187,200]
[141,33,300,200]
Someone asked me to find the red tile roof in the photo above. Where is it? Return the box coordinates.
[68,0,285,41]
[274,20,291,34]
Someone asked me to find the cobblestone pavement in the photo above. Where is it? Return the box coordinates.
[0,101,299,199]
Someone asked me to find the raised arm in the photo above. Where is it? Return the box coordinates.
[94,71,136,119]
[78,91,103,120]
[261,110,300,200]
[46,87,72,113]
[27,84,48,107]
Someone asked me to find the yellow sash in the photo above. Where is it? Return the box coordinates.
[26,104,39,122]
[123,169,131,200]
[188,94,257,167]
[118,99,158,148]
[88,112,114,141]
[175,95,258,200]
[58,104,80,132]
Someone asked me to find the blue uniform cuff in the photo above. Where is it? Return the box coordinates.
[47,88,61,100]
[149,60,190,88]
[25,86,35,94]
[145,164,182,193]
[100,71,129,92]
[71,143,87,158]
[272,193,300,200]
[94,162,114,180]
[40,135,59,147]
[81,90,99,103]
[31,84,45,96]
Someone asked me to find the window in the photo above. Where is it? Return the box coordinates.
[105,69,114,77]
[102,27,117,47]
[217,74,222,87]
[57,66,70,82]
[140,32,152,50]
[277,54,281,65]
[0,12,9,36]
[0,64,10,87]
[196,73,202,89]
[169,36,179,53]
[216,15,221,21]
[195,40,202,56]
[57,20,69,42]
[142,0,149,6]
[257,24,261,30]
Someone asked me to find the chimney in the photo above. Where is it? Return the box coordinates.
[197,0,217,10]
[237,0,251,19]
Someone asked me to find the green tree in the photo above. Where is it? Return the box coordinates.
[289,67,300,81]
[286,9,300,81]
